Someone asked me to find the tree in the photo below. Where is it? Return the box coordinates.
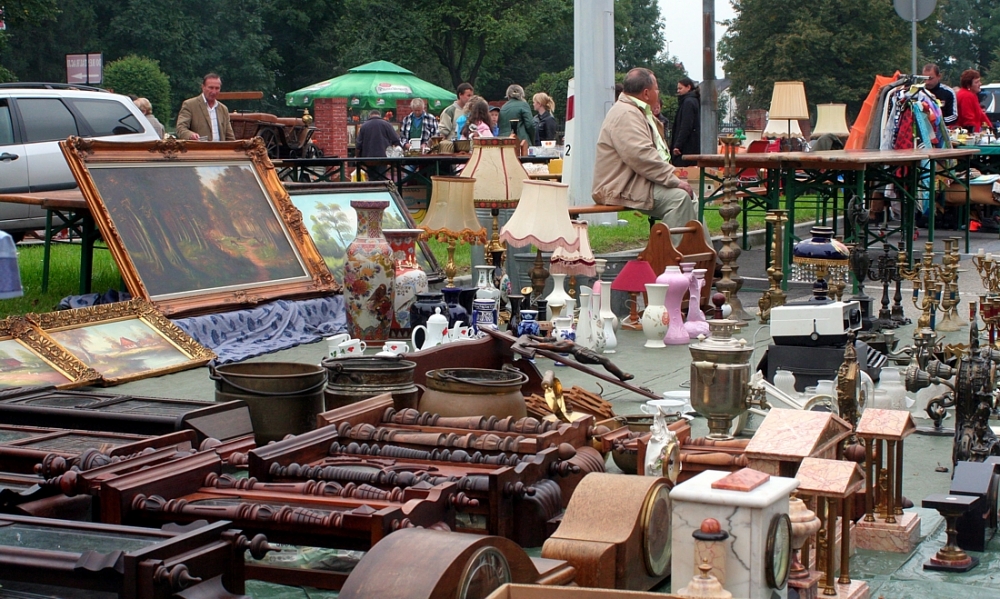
[526,67,573,129]
[103,55,172,124]
[929,0,1000,81]
[614,0,665,72]
[719,0,911,118]
[0,0,61,81]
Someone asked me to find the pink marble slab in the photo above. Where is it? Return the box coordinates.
[854,511,920,553]
[711,467,771,492]
[795,457,865,498]
[745,409,852,460]
[856,408,916,440]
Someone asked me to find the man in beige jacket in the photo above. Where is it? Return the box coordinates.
[175,73,235,141]
[592,68,700,235]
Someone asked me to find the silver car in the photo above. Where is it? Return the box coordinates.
[0,84,162,240]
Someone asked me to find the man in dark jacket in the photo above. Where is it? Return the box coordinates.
[922,63,957,127]
[355,109,401,179]
[670,77,700,167]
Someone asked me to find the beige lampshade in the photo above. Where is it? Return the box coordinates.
[462,137,529,206]
[421,176,487,243]
[500,179,579,252]
[550,220,597,276]
[763,118,803,139]
[769,81,809,120]
[812,103,850,138]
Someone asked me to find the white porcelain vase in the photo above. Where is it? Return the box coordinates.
[641,283,670,348]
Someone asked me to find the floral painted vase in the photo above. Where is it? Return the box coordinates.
[641,283,670,348]
[384,228,429,338]
[517,310,541,336]
[345,200,395,341]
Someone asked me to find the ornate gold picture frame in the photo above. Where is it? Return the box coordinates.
[28,299,215,386]
[0,317,100,389]
[59,137,339,317]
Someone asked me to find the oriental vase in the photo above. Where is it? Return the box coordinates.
[345,200,395,341]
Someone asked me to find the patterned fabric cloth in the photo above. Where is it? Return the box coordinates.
[400,111,439,148]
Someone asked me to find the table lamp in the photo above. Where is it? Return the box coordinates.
[812,103,850,138]
[768,81,810,147]
[550,219,597,300]
[462,137,529,262]
[791,226,850,301]
[611,259,657,331]
[0,231,23,299]
[420,176,486,287]
[500,179,579,302]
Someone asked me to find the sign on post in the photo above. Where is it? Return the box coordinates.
[65,53,103,85]
[893,0,937,75]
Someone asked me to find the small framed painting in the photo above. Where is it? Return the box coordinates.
[284,181,443,283]
[0,318,100,389]
[28,299,215,386]
[59,137,339,316]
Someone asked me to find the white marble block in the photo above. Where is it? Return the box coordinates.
[670,469,799,599]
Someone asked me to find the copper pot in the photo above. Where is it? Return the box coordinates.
[419,367,528,419]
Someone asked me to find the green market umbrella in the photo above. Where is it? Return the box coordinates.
[286,60,456,113]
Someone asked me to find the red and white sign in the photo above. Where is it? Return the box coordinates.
[66,53,103,85]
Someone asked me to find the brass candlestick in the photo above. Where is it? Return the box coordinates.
[936,238,964,331]
[716,136,751,322]
[973,249,1000,293]
[758,209,787,324]
[899,243,944,330]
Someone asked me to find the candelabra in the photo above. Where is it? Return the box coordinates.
[973,248,1000,293]
[935,238,964,332]
[848,242,875,330]
[867,243,903,330]
[757,209,787,323]
[898,242,944,330]
[716,136,752,322]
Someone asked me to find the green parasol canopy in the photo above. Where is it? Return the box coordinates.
[285,60,457,113]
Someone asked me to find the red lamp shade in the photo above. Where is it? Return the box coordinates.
[611,260,658,292]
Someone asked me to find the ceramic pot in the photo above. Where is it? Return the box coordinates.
[411,307,450,351]
[409,291,448,350]
[420,368,529,419]
[345,200,395,340]
[657,265,690,345]
[552,316,576,343]
[384,228,429,337]
[543,273,573,321]
[441,286,469,328]
[684,267,710,339]
[472,298,499,332]
[516,309,541,336]
[641,283,669,348]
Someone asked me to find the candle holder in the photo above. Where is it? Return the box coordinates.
[757,210,787,324]
[973,249,1000,293]
[868,242,905,329]
[936,239,964,331]
[716,136,752,322]
[898,242,944,330]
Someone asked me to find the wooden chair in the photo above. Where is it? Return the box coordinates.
[637,220,716,308]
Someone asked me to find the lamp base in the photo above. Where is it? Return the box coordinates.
[529,248,550,304]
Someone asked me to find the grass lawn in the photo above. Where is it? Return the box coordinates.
[1,242,121,318]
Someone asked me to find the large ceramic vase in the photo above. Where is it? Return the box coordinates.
[442,287,469,327]
[475,265,501,309]
[576,289,596,350]
[543,273,573,321]
[641,283,670,348]
[345,200,395,340]
[657,265,690,345]
[384,228,429,338]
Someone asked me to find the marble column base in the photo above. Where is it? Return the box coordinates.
[853,512,920,553]
[788,570,821,599]
[833,579,870,599]
[808,519,857,572]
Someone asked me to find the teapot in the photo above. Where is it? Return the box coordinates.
[411,307,450,351]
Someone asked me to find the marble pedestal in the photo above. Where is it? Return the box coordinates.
[671,470,799,599]
[853,511,920,553]
[787,571,821,599]
[833,579,870,599]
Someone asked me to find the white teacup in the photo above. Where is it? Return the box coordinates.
[448,325,473,341]
[326,333,351,357]
[338,339,367,356]
[383,341,410,355]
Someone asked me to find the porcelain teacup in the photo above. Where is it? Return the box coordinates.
[383,341,410,355]
[338,339,367,356]
[325,333,351,357]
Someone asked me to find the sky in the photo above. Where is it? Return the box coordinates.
[659,0,736,80]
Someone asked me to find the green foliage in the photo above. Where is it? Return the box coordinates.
[103,55,172,124]
[0,0,61,81]
[720,0,911,118]
[929,0,1000,80]
[1,243,121,318]
[614,0,666,72]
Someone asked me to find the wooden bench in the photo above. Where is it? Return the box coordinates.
[638,220,716,308]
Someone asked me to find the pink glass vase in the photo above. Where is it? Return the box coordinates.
[656,265,690,345]
[684,268,710,338]
[345,200,395,341]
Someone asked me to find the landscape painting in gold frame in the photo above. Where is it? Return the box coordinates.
[0,317,100,390]
[28,299,216,386]
[59,137,339,317]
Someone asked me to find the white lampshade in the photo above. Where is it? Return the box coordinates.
[550,220,596,276]
[812,103,850,138]
[769,81,810,120]
[763,118,803,139]
[421,176,486,243]
[462,137,529,204]
[500,180,579,252]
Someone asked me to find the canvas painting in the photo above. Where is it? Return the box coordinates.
[0,338,74,387]
[286,183,441,282]
[88,163,308,298]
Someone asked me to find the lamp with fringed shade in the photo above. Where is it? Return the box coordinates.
[763,118,804,139]
[812,103,850,138]
[500,179,579,301]
[550,220,597,276]
[611,260,658,330]
[463,137,529,260]
[768,81,809,144]
[420,176,487,287]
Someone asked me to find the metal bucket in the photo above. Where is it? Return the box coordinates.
[210,362,326,445]
[420,367,528,419]
[322,356,419,411]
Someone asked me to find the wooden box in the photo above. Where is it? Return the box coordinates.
[945,181,998,205]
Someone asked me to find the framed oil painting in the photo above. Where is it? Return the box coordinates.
[284,181,443,283]
[28,299,215,386]
[0,317,99,390]
[59,137,339,317]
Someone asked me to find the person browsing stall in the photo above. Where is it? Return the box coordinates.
[175,73,235,141]
[922,64,958,127]
[489,105,501,136]
[498,84,536,145]
[400,98,439,153]
[439,82,474,141]
[670,77,701,167]
[464,96,494,139]
[955,69,995,134]
[532,92,558,145]
[592,67,707,242]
